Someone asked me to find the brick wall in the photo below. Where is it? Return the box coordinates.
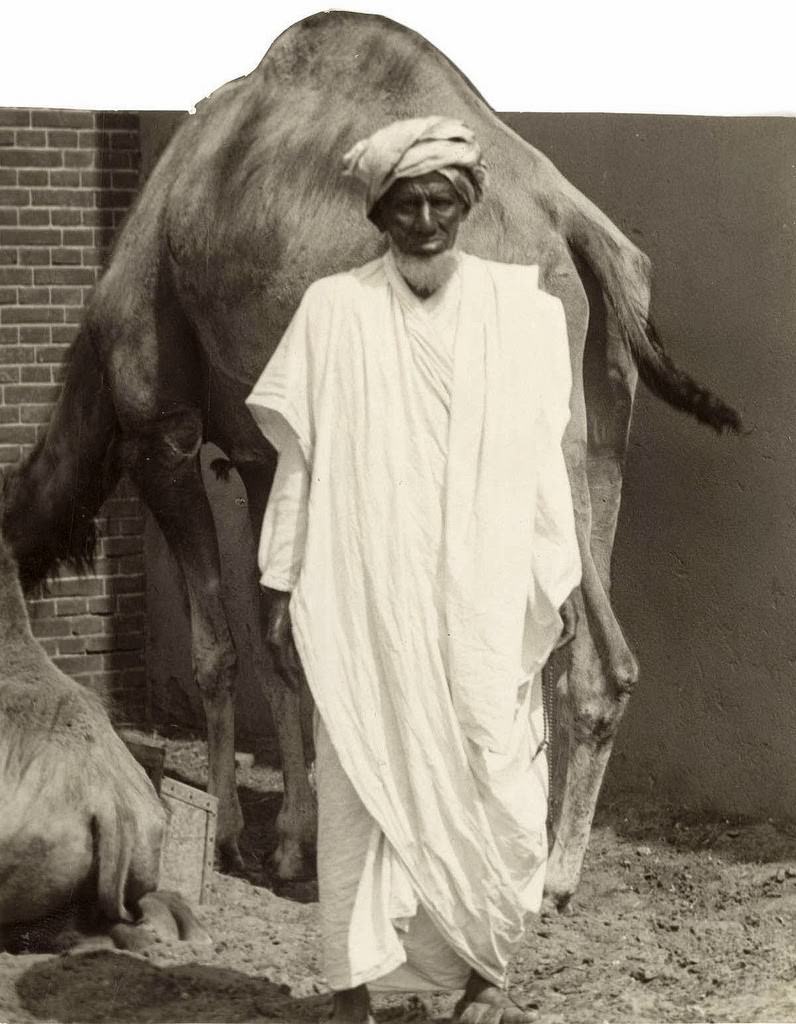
[0,108,147,724]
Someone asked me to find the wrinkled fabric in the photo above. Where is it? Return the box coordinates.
[257,433,308,591]
[315,715,475,992]
[342,116,486,212]
[246,251,580,986]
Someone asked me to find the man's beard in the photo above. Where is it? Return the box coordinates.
[391,245,460,297]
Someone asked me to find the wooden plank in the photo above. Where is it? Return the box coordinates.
[158,776,217,905]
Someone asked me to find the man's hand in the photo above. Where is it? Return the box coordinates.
[262,587,305,690]
[554,591,578,650]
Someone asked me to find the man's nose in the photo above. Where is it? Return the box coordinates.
[414,202,435,233]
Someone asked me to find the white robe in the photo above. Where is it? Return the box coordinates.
[246,250,580,990]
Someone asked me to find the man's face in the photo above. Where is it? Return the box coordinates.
[372,172,468,258]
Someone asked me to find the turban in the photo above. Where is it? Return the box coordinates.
[342,116,487,214]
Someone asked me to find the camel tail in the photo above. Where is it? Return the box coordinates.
[560,190,743,434]
[626,314,742,434]
[1,321,121,590]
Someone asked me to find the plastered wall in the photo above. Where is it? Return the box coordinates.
[503,114,795,820]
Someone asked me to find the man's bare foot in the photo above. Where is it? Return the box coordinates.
[331,984,374,1023]
[453,971,538,1023]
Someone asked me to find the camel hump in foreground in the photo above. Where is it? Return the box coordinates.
[0,528,208,953]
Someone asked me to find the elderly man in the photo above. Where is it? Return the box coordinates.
[246,117,581,1024]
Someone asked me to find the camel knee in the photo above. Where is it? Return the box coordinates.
[194,642,237,701]
[569,692,628,745]
[566,638,638,743]
[122,408,203,481]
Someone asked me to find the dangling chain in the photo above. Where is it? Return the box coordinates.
[533,660,556,829]
[534,660,554,761]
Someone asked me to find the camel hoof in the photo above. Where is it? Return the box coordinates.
[109,920,161,952]
[541,888,574,915]
[218,837,245,874]
[453,997,538,1024]
[110,890,210,951]
[400,994,432,1019]
[453,1002,502,1024]
[143,890,211,944]
[272,838,316,881]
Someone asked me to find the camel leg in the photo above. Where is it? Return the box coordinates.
[544,609,633,910]
[265,679,318,880]
[110,890,211,951]
[123,415,244,870]
[540,258,641,911]
[545,455,637,910]
[236,460,317,881]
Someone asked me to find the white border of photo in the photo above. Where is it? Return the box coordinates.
[0,1,793,115]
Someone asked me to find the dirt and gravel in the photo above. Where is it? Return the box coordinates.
[1,736,794,1024]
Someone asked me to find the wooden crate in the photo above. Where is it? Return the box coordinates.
[158,777,217,905]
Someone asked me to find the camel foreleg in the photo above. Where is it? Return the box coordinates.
[264,669,318,880]
[237,461,317,881]
[544,566,637,910]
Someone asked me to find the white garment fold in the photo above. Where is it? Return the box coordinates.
[258,433,309,591]
[246,251,580,988]
[315,714,473,992]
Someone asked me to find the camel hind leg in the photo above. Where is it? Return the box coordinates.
[122,411,244,870]
[545,530,636,910]
[545,257,639,910]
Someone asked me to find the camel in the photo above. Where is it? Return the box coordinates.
[1,11,741,908]
[0,523,208,952]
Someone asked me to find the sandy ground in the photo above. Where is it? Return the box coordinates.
[1,736,794,1024]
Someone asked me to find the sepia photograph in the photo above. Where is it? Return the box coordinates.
[0,4,793,1023]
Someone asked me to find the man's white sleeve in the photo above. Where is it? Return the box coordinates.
[531,299,581,607]
[258,432,310,591]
